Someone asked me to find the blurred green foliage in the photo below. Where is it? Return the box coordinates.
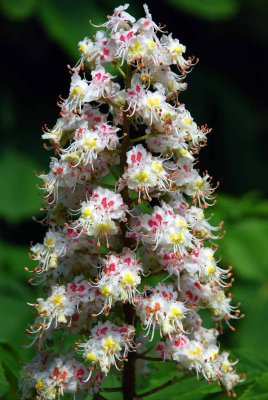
[0,0,268,398]
[167,0,239,20]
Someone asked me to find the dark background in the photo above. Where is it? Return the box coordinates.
[0,0,268,398]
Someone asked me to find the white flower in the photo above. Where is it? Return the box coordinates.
[62,121,119,167]
[131,202,199,254]
[71,187,127,245]
[20,354,87,399]
[136,283,187,340]
[30,230,68,273]
[77,321,135,378]
[122,144,169,200]
[94,248,143,309]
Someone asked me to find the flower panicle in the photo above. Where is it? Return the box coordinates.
[21,4,243,399]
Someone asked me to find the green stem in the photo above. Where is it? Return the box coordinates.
[137,377,178,398]
[113,62,126,79]
[100,96,122,110]
[138,344,155,357]
[130,132,159,143]
[137,375,193,398]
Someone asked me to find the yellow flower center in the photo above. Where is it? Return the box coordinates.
[188,345,203,357]
[129,40,142,55]
[152,161,163,173]
[100,285,112,296]
[177,219,187,228]
[103,337,119,351]
[172,45,183,55]
[97,222,113,234]
[195,179,204,189]
[83,138,97,148]
[134,170,149,183]
[182,116,193,126]
[122,272,135,285]
[63,151,80,163]
[71,86,84,97]
[210,350,218,361]
[170,232,184,244]
[178,148,190,158]
[86,352,96,362]
[45,237,54,247]
[146,96,161,108]
[79,43,87,54]
[51,294,63,306]
[147,40,156,49]
[170,306,183,318]
[36,379,43,389]
[82,207,92,218]
[207,265,216,275]
[222,361,231,372]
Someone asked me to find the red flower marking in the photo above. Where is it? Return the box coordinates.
[69,283,77,292]
[155,213,162,222]
[186,290,193,300]
[127,31,134,40]
[156,343,164,351]
[55,167,63,176]
[148,219,157,227]
[95,72,102,80]
[101,198,107,208]
[137,151,142,162]
[100,326,109,335]
[194,281,202,291]
[76,368,85,377]
[108,263,116,272]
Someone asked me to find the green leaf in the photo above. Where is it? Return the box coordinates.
[0,242,34,281]
[0,0,36,20]
[239,372,268,399]
[233,349,268,379]
[0,296,30,345]
[38,1,143,59]
[211,194,268,282]
[166,0,239,20]
[232,283,268,356]
[0,149,41,223]
[213,193,268,222]
[38,0,103,59]
[0,344,21,380]
[219,218,268,281]
[0,361,9,397]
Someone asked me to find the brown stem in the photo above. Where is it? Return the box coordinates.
[122,303,137,399]
[119,64,137,400]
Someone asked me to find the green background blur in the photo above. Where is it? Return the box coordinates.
[0,0,268,398]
